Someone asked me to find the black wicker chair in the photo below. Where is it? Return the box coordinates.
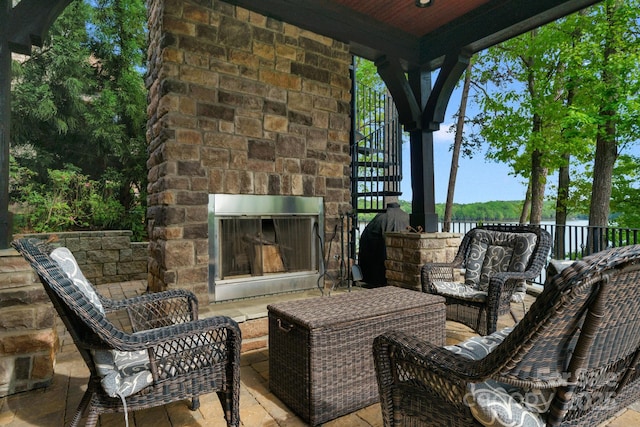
[12,237,241,427]
[375,244,640,426]
[421,224,552,335]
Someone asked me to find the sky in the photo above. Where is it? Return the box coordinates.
[399,85,529,204]
[399,126,528,204]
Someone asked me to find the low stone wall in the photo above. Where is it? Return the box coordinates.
[17,231,148,285]
[0,231,148,397]
[0,249,57,397]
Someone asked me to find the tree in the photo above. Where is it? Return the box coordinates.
[10,0,148,238]
[578,1,640,248]
[610,155,640,229]
[470,28,568,225]
[443,61,472,232]
[470,2,640,236]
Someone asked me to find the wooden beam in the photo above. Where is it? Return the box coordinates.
[419,0,601,68]
[423,50,471,130]
[7,0,73,54]
[375,56,422,131]
[407,68,438,232]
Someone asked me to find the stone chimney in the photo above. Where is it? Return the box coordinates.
[145,0,353,303]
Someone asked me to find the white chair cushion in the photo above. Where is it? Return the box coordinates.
[92,349,153,398]
[50,247,104,313]
[446,327,554,427]
[51,247,153,398]
[432,281,487,303]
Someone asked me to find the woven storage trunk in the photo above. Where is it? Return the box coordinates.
[268,286,445,426]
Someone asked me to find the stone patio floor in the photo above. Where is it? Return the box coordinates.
[1,281,640,426]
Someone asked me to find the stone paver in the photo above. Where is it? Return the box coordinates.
[0,285,638,426]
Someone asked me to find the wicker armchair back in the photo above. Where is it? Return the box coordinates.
[421,224,552,335]
[12,238,241,427]
[375,244,640,426]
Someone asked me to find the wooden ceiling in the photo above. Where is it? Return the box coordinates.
[332,0,491,37]
[8,0,601,69]
[226,0,601,70]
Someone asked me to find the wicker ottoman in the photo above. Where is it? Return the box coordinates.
[268,286,445,426]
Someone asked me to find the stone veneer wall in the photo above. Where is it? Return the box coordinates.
[145,0,352,302]
[17,231,148,285]
[0,249,57,397]
[385,232,462,291]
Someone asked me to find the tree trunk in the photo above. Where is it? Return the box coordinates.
[555,77,575,259]
[588,113,617,252]
[529,113,547,225]
[444,62,472,232]
[555,154,570,258]
[588,2,618,254]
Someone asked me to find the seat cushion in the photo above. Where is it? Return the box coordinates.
[432,281,487,302]
[93,349,153,398]
[444,327,512,359]
[446,327,553,427]
[467,380,548,427]
[51,247,153,398]
[464,230,538,291]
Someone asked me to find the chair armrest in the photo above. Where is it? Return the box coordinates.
[374,330,498,425]
[102,289,199,331]
[91,315,240,382]
[103,316,241,351]
[485,271,533,301]
[421,263,456,292]
[375,330,491,384]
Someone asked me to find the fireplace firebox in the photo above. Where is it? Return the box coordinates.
[208,194,324,301]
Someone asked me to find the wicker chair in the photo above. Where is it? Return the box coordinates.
[374,244,640,426]
[421,224,552,335]
[12,238,241,427]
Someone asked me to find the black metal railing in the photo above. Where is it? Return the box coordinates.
[351,79,403,214]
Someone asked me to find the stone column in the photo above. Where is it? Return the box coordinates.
[0,249,58,397]
[384,231,461,291]
[145,0,352,301]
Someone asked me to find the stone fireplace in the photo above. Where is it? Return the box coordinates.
[145,0,352,304]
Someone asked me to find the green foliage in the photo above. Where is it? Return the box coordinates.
[15,165,125,233]
[10,0,148,239]
[357,200,560,223]
[470,2,640,227]
[610,155,640,228]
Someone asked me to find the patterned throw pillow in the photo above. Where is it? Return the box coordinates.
[50,247,153,400]
[478,245,513,291]
[464,230,491,287]
[50,247,104,313]
[464,230,538,292]
[446,327,553,427]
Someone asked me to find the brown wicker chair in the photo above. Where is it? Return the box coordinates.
[12,237,241,427]
[374,244,640,426]
[421,224,552,335]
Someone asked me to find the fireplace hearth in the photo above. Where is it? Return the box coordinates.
[208,194,324,301]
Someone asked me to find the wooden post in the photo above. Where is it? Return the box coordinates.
[408,68,438,232]
[0,0,12,249]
